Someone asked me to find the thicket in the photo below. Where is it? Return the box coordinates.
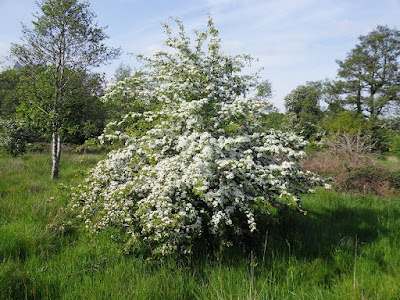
[302,132,400,196]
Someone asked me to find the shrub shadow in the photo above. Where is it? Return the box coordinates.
[264,197,399,261]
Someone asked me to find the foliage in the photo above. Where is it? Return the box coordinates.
[284,81,324,139]
[26,141,50,153]
[321,110,366,136]
[287,26,400,150]
[14,68,108,144]
[335,25,400,119]
[10,0,120,178]
[103,63,138,121]
[341,165,400,195]
[388,136,400,158]
[60,72,108,144]
[0,65,107,144]
[302,132,400,196]
[113,63,133,82]
[74,137,116,154]
[0,118,28,156]
[0,68,21,117]
[255,80,273,100]
[69,17,329,256]
[103,72,148,122]
[378,117,400,156]
[259,111,286,131]
[321,111,400,153]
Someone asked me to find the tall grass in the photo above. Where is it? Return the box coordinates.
[1,151,400,299]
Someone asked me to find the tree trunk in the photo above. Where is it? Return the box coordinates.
[51,131,61,179]
[369,90,376,119]
[356,81,362,115]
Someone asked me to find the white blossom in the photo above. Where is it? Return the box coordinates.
[68,16,328,255]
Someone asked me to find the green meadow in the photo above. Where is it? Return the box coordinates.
[1,151,400,299]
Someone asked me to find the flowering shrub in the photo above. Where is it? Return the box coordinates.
[69,17,329,255]
[0,118,28,157]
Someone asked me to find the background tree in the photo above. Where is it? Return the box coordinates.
[255,80,273,100]
[104,65,144,121]
[321,110,366,136]
[60,71,107,144]
[284,81,324,139]
[10,0,120,178]
[0,68,21,117]
[113,63,133,82]
[336,25,400,119]
[0,66,107,144]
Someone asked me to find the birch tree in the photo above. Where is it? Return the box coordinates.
[10,0,120,179]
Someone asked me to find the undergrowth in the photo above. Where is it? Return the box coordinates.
[303,133,400,196]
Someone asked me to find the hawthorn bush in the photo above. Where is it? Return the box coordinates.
[0,118,28,157]
[68,17,329,255]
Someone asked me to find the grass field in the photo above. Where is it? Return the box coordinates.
[380,155,400,170]
[1,151,400,299]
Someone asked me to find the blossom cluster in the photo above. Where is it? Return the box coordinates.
[69,17,329,255]
[0,118,28,157]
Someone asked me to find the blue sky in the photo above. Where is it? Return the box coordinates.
[0,0,399,111]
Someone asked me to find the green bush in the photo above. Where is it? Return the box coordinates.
[25,142,50,153]
[322,110,365,136]
[0,118,28,157]
[388,135,400,158]
[74,138,116,154]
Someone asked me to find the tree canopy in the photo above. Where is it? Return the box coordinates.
[336,25,400,119]
[0,68,21,117]
[284,81,324,139]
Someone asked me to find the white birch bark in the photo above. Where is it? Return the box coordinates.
[51,131,61,179]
